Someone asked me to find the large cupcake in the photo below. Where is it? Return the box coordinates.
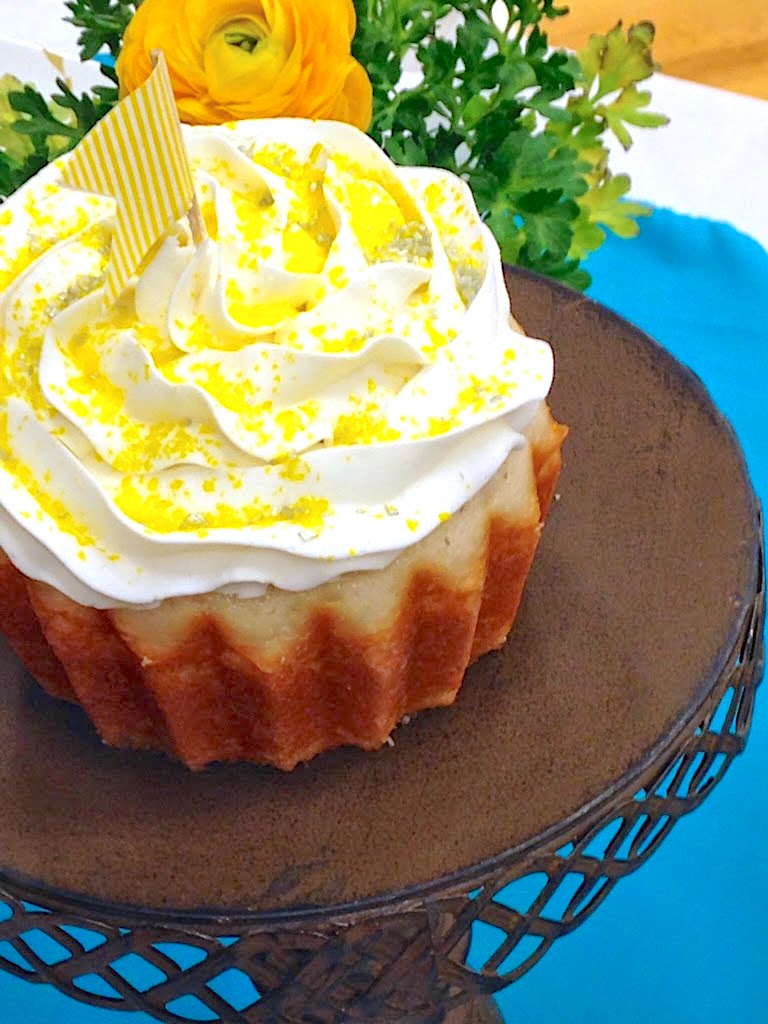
[0,119,566,769]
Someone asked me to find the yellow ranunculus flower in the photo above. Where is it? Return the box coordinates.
[116,0,373,131]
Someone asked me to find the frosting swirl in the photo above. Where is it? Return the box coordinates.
[0,119,553,607]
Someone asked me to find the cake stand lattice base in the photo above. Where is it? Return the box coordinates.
[445,999,504,1024]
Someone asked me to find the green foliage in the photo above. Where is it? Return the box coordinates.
[354,3,668,288]
[0,1,135,200]
[0,75,37,164]
[0,75,71,196]
[65,0,137,63]
[0,0,668,288]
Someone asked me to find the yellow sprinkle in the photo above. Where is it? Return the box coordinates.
[114,476,331,535]
[329,265,348,289]
[275,456,310,482]
[0,416,95,547]
[334,409,400,446]
[426,416,453,437]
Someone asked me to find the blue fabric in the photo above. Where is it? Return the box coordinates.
[494,209,768,1023]
[1,209,766,1022]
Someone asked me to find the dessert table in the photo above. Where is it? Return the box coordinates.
[0,7,766,1024]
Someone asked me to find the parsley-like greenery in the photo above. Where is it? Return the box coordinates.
[0,1,135,198]
[0,0,667,288]
[353,1,667,287]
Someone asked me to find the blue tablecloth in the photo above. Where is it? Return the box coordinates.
[2,208,766,1023]
[494,208,768,1024]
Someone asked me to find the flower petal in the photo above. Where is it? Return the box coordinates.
[117,0,373,129]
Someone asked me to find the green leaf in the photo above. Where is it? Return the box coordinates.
[490,132,589,202]
[598,83,670,149]
[463,93,491,130]
[569,215,607,261]
[0,75,35,163]
[65,0,137,61]
[455,12,491,67]
[587,21,661,100]
[496,56,538,100]
[524,198,580,260]
[570,172,651,259]
[0,145,49,200]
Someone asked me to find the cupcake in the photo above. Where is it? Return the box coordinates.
[0,119,566,769]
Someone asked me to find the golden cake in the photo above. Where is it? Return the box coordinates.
[0,118,566,769]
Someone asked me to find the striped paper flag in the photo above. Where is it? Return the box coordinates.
[61,51,196,305]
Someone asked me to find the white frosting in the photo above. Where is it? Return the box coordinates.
[0,118,553,608]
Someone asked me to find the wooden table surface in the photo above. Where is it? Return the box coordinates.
[545,0,768,99]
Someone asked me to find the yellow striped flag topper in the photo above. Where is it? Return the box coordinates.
[61,51,197,305]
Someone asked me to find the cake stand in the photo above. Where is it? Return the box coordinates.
[0,268,763,1024]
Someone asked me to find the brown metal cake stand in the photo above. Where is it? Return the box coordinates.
[0,268,763,1024]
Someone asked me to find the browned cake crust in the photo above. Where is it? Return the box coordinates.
[0,404,567,770]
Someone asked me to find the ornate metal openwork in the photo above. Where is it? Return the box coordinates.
[0,517,762,1024]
